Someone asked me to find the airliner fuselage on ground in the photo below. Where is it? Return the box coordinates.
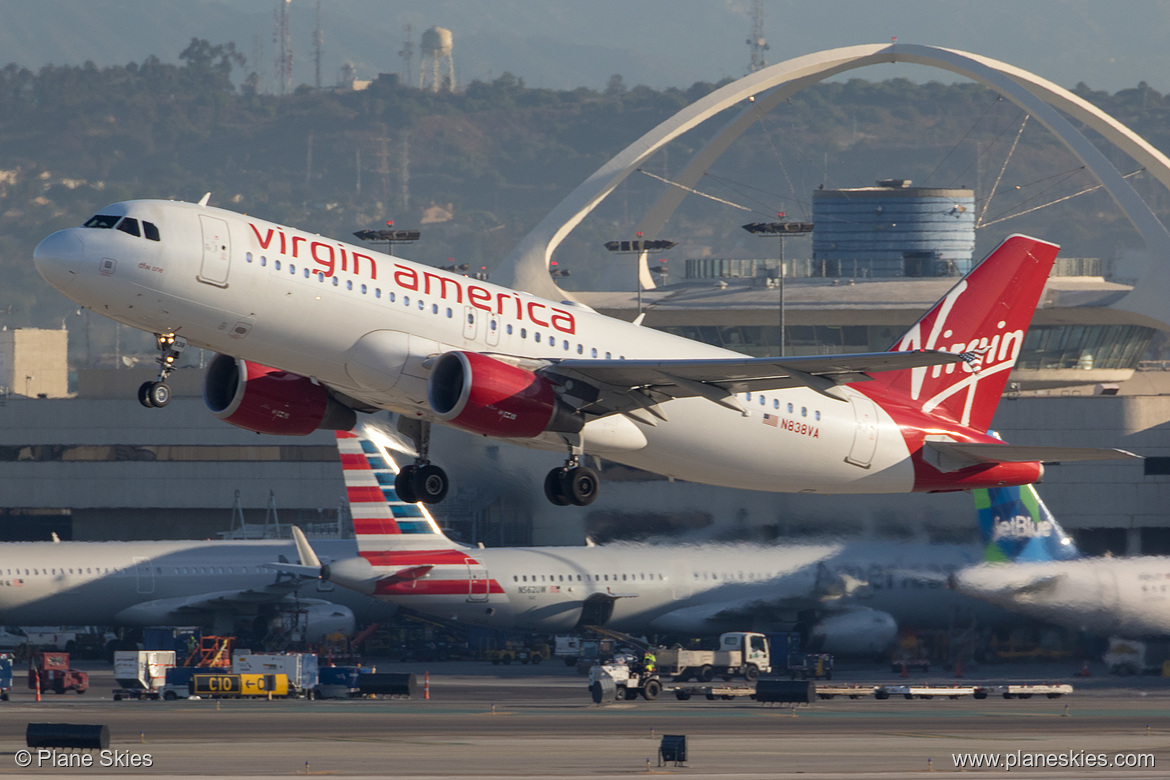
[34,200,1130,506]
[954,556,1170,638]
[0,538,384,639]
[285,431,1068,655]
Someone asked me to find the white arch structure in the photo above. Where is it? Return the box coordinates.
[496,43,1170,325]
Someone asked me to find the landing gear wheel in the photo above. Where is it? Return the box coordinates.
[562,466,600,506]
[412,464,449,504]
[544,468,571,506]
[147,382,171,408]
[395,466,420,504]
[139,332,186,407]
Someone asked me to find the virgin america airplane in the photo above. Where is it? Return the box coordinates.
[33,198,1132,506]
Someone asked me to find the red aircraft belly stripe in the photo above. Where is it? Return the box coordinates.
[374,578,505,596]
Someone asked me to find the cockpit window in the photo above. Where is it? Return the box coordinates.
[116,218,141,237]
[83,214,120,229]
[143,221,160,241]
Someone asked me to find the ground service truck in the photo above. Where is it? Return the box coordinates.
[657,632,772,682]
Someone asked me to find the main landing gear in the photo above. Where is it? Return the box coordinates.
[394,417,450,505]
[543,452,600,508]
[138,333,187,408]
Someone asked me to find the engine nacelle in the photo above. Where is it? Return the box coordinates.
[809,607,898,656]
[272,600,356,644]
[203,353,356,436]
[427,351,582,438]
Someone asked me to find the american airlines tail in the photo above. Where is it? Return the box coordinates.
[336,428,464,555]
[972,482,1081,564]
[865,235,1059,432]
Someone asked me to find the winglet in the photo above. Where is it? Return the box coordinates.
[292,525,322,569]
[197,192,211,207]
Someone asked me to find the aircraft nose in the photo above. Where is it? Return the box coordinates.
[34,229,84,293]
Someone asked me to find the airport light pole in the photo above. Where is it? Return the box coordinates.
[353,220,421,254]
[743,217,814,356]
[604,234,678,318]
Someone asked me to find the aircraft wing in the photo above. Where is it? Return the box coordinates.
[546,350,964,417]
[924,440,1141,473]
[112,584,314,624]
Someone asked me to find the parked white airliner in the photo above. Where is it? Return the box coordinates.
[285,429,1072,655]
[0,537,393,640]
[34,199,1134,507]
[953,540,1170,638]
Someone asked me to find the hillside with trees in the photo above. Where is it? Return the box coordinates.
[4,39,1170,362]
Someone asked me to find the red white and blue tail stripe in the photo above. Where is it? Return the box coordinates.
[337,428,461,552]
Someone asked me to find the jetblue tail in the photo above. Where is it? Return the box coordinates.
[336,427,463,554]
[866,235,1059,432]
[972,482,1080,564]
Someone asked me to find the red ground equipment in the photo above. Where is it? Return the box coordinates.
[28,651,89,695]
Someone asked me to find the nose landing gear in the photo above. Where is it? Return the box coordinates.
[138,333,187,408]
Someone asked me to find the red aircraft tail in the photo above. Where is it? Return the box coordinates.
[865,235,1058,433]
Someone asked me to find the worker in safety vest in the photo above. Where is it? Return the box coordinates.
[643,651,656,674]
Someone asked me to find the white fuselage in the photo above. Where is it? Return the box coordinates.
[372,538,1011,638]
[35,200,919,494]
[953,557,1170,638]
[0,539,389,628]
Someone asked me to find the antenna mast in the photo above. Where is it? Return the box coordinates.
[747,0,769,73]
[274,0,293,95]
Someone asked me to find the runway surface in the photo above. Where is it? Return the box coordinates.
[0,660,1166,778]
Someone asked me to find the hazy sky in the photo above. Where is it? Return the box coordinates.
[1,1,1169,94]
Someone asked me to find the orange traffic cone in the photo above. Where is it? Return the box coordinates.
[1079,660,1091,677]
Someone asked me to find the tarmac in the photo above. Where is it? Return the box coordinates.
[0,659,1167,778]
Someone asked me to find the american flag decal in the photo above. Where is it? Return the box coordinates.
[762,413,779,427]
[960,345,992,373]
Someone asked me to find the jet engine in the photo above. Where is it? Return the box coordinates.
[272,600,356,644]
[203,353,356,436]
[808,607,898,656]
[427,351,582,438]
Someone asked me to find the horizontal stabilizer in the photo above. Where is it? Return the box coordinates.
[267,562,322,579]
[381,565,434,584]
[925,440,1140,473]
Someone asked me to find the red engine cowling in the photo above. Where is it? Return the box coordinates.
[427,351,582,438]
[203,354,356,436]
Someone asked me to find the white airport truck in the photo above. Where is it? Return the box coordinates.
[656,632,772,683]
[112,650,176,700]
[231,651,320,698]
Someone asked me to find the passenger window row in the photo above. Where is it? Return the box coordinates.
[513,571,665,583]
[245,251,627,359]
[744,391,821,420]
